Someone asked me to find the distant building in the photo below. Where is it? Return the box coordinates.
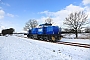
[85,27,90,33]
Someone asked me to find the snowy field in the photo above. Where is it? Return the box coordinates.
[0,36,90,60]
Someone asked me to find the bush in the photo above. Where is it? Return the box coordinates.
[2,28,15,36]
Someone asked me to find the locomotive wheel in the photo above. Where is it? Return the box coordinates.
[44,36,48,41]
[27,34,29,38]
[59,37,61,40]
[39,36,43,40]
[31,36,34,39]
[51,36,55,42]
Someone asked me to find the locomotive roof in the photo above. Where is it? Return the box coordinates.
[39,23,52,26]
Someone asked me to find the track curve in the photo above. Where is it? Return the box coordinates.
[20,36,90,48]
[56,41,90,48]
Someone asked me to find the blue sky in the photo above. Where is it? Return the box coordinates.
[0,0,90,32]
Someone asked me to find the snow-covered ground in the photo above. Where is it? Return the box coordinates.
[0,36,90,60]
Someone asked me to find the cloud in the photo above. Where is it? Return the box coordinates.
[0,10,16,18]
[1,2,10,6]
[0,22,6,33]
[7,13,14,17]
[0,26,5,33]
[0,7,2,9]
[0,10,5,19]
[15,15,19,17]
[0,10,19,32]
[38,4,86,27]
[6,3,10,6]
[0,21,16,32]
[82,0,90,5]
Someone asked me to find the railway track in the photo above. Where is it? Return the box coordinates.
[56,41,90,48]
[18,36,90,48]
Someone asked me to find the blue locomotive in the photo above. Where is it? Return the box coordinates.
[27,23,62,42]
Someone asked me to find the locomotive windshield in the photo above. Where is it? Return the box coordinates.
[39,23,52,27]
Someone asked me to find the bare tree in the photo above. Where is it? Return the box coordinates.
[24,19,38,31]
[45,17,53,24]
[64,11,88,38]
